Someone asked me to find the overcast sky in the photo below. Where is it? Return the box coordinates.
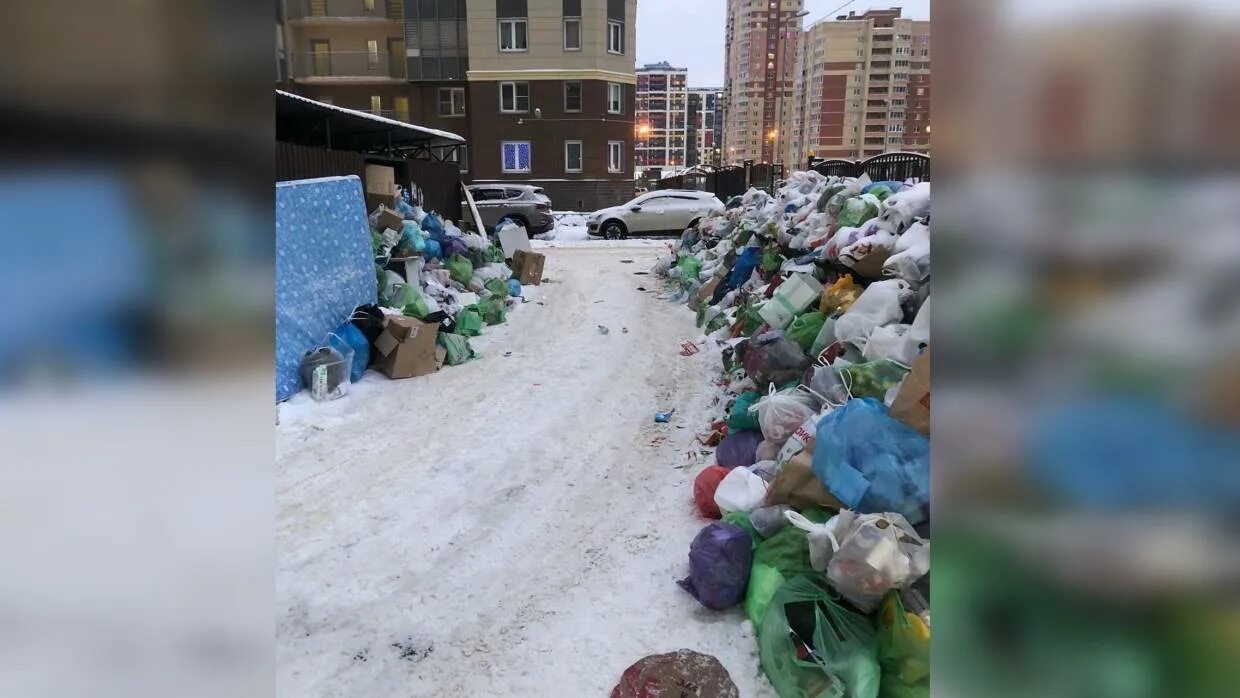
[636,1,932,88]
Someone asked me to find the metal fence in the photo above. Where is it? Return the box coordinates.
[808,152,931,182]
[285,0,402,20]
[291,51,405,80]
[654,162,778,201]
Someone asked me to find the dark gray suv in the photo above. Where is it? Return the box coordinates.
[465,184,554,235]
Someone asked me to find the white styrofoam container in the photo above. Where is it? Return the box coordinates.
[758,273,824,329]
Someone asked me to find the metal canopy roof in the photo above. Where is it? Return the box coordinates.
[275,90,465,156]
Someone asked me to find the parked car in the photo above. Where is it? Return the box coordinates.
[587,190,725,239]
[464,184,554,235]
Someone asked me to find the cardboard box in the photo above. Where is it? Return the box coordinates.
[374,206,404,234]
[890,347,930,435]
[513,250,545,286]
[364,164,396,196]
[689,275,722,312]
[765,450,844,511]
[374,316,440,379]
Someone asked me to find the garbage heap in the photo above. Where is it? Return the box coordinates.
[298,198,543,402]
[658,170,931,698]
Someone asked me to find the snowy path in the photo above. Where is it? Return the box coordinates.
[277,245,775,696]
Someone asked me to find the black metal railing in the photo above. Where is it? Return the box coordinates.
[808,152,930,182]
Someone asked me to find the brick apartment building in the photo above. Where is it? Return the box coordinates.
[722,0,805,165]
[789,8,930,163]
[634,62,688,170]
[687,88,723,167]
[277,0,637,212]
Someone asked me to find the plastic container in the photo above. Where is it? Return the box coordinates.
[299,344,354,401]
[758,273,824,329]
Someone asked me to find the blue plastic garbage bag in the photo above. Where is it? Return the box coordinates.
[784,202,799,214]
[812,398,930,525]
[330,322,369,383]
[727,246,761,290]
[395,197,417,218]
[423,238,443,260]
[1030,398,1240,510]
[677,522,754,610]
[422,212,445,239]
[507,279,523,297]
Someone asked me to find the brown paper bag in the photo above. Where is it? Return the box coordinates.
[890,348,930,435]
[765,450,843,511]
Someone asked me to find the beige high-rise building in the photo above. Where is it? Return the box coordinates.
[722,0,805,166]
[788,8,930,165]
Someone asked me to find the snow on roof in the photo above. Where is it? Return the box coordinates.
[276,90,465,144]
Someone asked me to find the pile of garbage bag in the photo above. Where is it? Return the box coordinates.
[664,169,931,697]
[296,196,531,401]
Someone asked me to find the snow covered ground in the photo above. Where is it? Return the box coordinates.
[277,245,777,696]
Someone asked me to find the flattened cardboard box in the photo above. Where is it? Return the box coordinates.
[374,316,440,379]
[513,250,545,286]
[689,276,722,312]
[375,206,404,235]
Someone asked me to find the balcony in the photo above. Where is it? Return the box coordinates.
[286,0,402,22]
[292,52,407,82]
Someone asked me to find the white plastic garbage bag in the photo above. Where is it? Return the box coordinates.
[888,297,929,366]
[883,221,930,283]
[775,407,830,465]
[879,182,930,232]
[783,510,854,573]
[862,324,912,362]
[713,466,769,514]
[753,387,819,447]
[834,279,914,345]
[824,509,930,613]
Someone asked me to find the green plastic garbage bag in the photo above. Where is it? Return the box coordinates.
[743,510,830,627]
[838,359,909,401]
[679,254,702,283]
[388,283,431,319]
[705,311,731,335]
[728,391,763,432]
[810,318,838,358]
[837,195,881,229]
[445,254,474,285]
[758,575,881,698]
[436,332,475,366]
[867,184,894,202]
[722,510,761,549]
[484,245,506,263]
[762,249,784,274]
[817,182,851,213]
[877,592,930,698]
[455,308,484,337]
[484,277,509,299]
[787,312,827,353]
[476,297,507,325]
[740,303,766,336]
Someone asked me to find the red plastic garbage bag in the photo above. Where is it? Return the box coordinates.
[611,649,740,698]
[694,465,732,519]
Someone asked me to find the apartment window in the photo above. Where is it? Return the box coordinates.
[852,88,861,96]
[499,19,528,52]
[564,17,581,51]
[448,145,469,173]
[888,124,903,132]
[438,87,466,117]
[501,141,532,173]
[367,40,380,69]
[608,141,623,173]
[608,20,625,54]
[500,82,530,113]
[921,48,929,56]
[370,95,382,114]
[565,141,583,173]
[608,83,623,114]
[564,81,582,112]
[363,0,375,10]
[916,87,925,96]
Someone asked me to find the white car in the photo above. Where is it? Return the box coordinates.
[588,190,725,239]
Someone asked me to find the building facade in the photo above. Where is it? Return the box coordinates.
[789,8,930,164]
[687,88,723,167]
[635,62,689,170]
[278,0,637,212]
[723,0,804,165]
